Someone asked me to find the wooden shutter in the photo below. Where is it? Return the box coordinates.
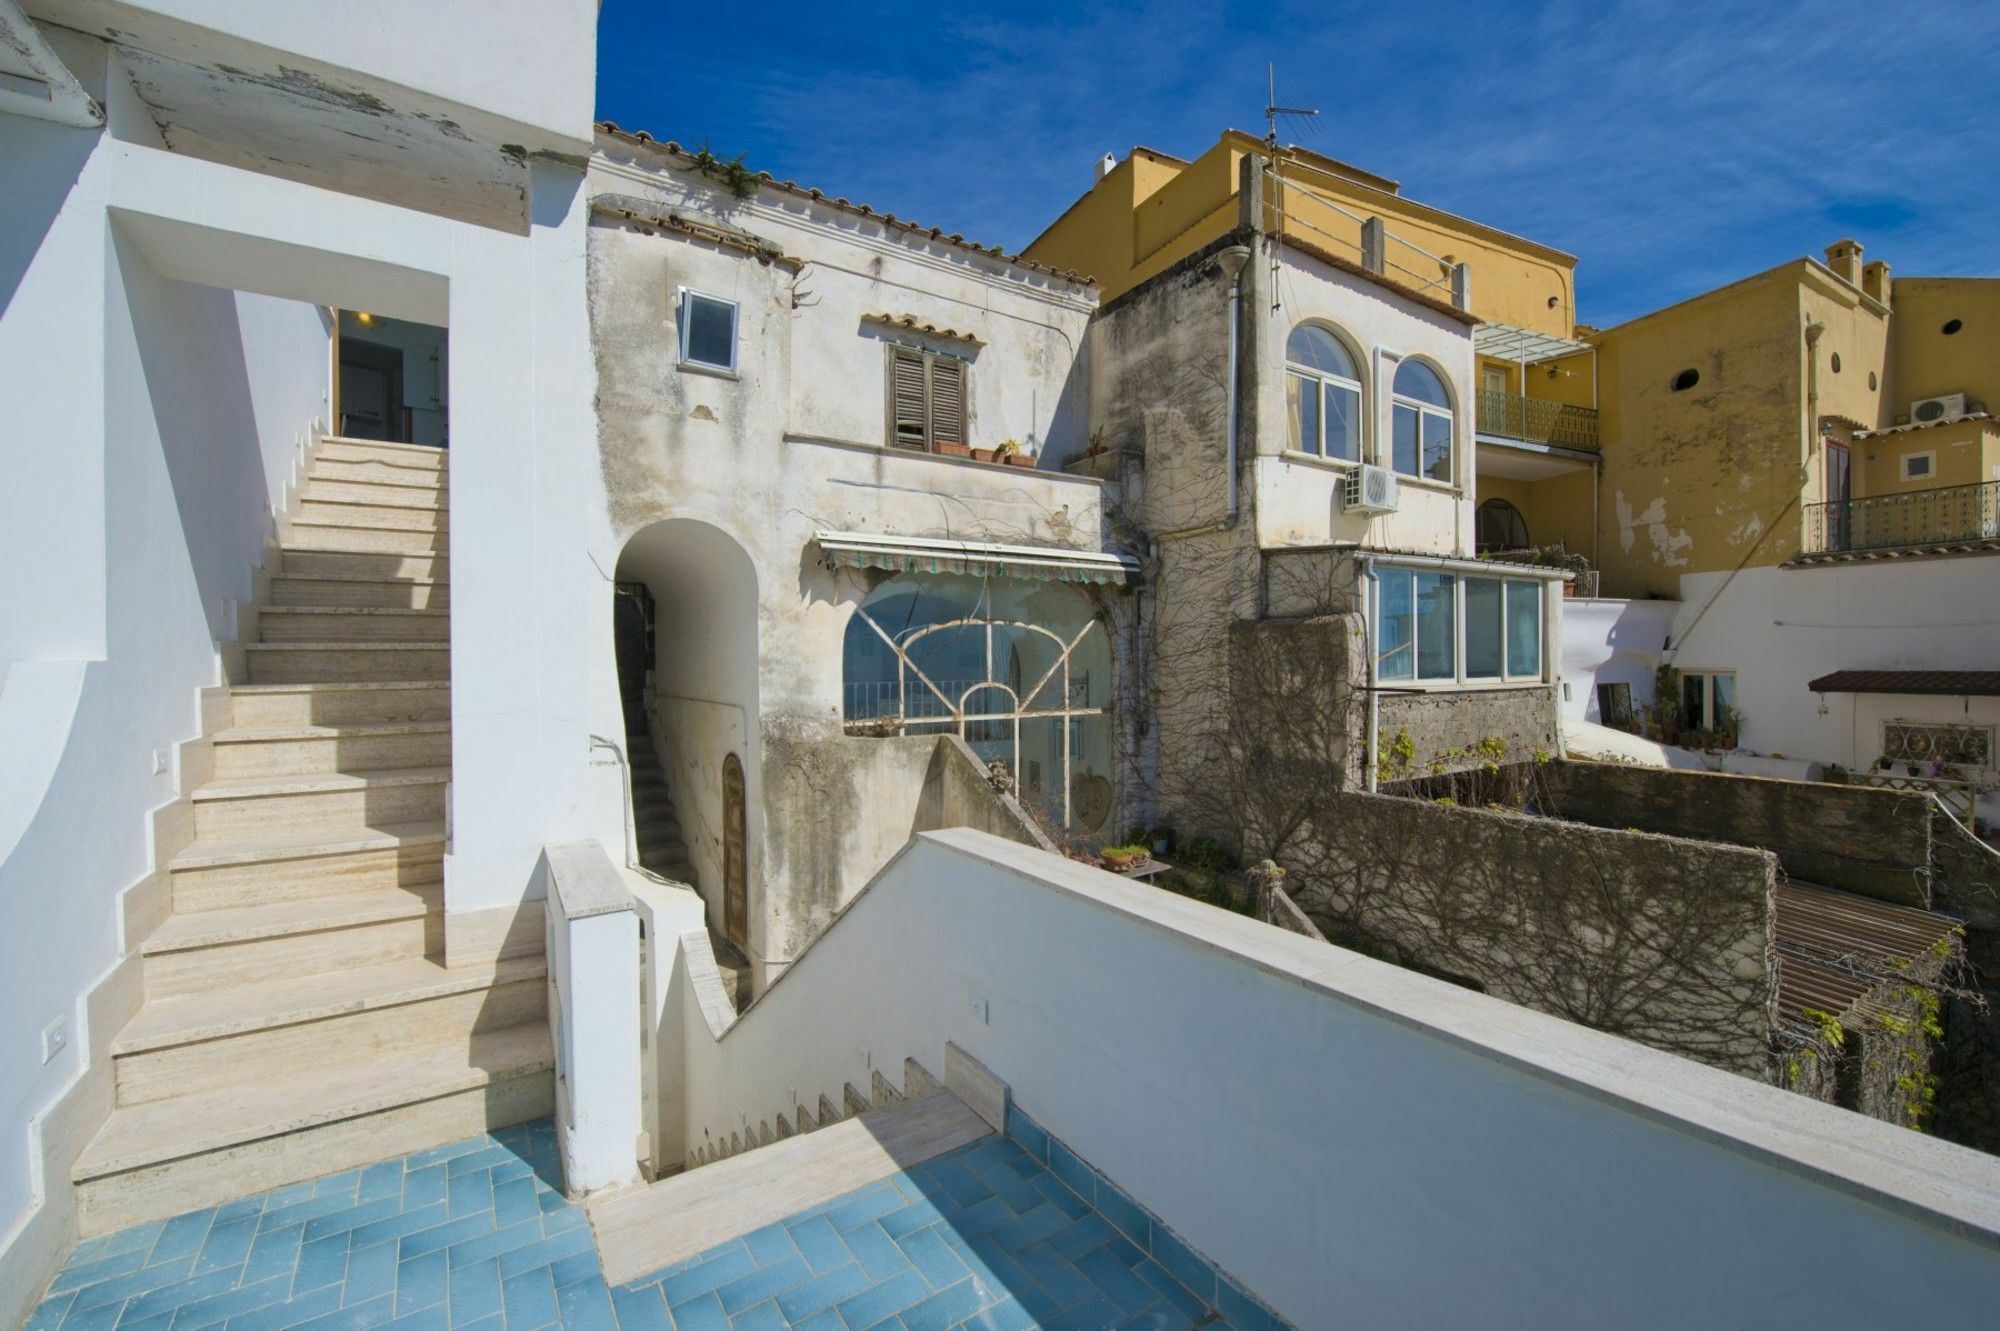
[889,346,929,450]
[928,357,965,448]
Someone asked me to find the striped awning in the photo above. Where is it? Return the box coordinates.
[813,531,1140,586]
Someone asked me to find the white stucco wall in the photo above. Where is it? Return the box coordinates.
[1250,252,1477,557]
[1558,595,1681,722]
[34,0,598,145]
[0,101,596,1300]
[668,827,2000,1329]
[0,120,332,1259]
[1671,560,2000,818]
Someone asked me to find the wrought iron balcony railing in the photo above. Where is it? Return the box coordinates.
[1475,389,1600,451]
[1802,480,2000,556]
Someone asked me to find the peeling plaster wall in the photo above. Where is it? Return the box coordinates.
[1593,270,1807,597]
[584,147,1116,986]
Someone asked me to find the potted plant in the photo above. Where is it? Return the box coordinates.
[1100,843,1148,871]
[1150,825,1176,858]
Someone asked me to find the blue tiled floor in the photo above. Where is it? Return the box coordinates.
[28,1121,1236,1330]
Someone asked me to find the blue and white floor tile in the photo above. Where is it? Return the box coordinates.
[27,1120,1244,1330]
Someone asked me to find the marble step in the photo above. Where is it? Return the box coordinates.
[304,478,446,508]
[72,1023,551,1236]
[296,498,447,532]
[190,765,448,838]
[244,641,450,684]
[270,574,448,609]
[227,681,450,729]
[141,884,440,996]
[209,720,452,779]
[112,955,546,1106]
[284,519,447,555]
[316,437,448,470]
[170,820,446,912]
[591,1084,989,1284]
[278,547,448,582]
[258,606,450,643]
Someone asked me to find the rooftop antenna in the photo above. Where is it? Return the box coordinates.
[1264,63,1318,310]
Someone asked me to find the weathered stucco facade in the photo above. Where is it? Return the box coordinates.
[582,134,1137,989]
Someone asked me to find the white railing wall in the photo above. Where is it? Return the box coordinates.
[540,841,643,1196]
[658,827,2000,1329]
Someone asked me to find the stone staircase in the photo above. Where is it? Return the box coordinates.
[70,437,554,1236]
[590,1058,993,1283]
[623,700,693,884]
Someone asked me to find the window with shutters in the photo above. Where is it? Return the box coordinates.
[886,345,968,452]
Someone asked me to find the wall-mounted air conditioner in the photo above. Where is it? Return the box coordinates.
[1343,464,1400,515]
[1910,393,1968,424]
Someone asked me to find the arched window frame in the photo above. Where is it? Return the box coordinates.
[1391,357,1456,485]
[844,578,1111,827]
[1284,322,1366,463]
[1475,498,1529,553]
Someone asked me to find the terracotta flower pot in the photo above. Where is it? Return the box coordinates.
[971,448,999,463]
[1002,452,1035,468]
[935,442,973,457]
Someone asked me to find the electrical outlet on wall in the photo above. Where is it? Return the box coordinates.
[41,1017,67,1064]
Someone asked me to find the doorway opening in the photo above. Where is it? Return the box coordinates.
[335,310,448,446]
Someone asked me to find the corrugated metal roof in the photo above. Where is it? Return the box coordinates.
[1773,881,1960,1032]
[1808,670,2000,697]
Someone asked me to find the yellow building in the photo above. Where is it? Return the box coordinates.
[1025,129,1602,564]
[1586,244,2000,598]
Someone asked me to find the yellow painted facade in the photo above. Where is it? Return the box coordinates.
[1026,130,1577,335]
[1579,244,1998,597]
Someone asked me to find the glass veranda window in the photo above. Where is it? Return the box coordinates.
[842,573,1112,829]
[1285,325,1362,461]
[1375,570,1545,685]
[1391,360,1453,483]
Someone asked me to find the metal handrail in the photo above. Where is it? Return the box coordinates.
[1802,480,2000,555]
[1475,389,1600,451]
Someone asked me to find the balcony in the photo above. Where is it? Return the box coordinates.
[1801,480,2000,558]
[1476,388,1600,451]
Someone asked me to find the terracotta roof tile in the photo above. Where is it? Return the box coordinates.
[595,122,1098,289]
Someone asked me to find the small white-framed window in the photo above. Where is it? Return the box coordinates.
[1679,671,1737,734]
[1285,324,1363,462]
[677,288,738,373]
[1375,568,1543,685]
[1901,450,1936,482]
[1391,359,1454,483]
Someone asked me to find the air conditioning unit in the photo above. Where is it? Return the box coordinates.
[1343,464,1400,515]
[1910,393,1968,424]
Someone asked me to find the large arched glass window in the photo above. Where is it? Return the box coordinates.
[1286,325,1362,462]
[842,573,1113,831]
[1392,360,1453,483]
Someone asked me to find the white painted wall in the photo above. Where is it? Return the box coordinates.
[35,0,598,145]
[540,842,641,1197]
[1250,251,1477,557]
[0,110,596,1312]
[1670,560,2000,819]
[1559,595,1681,723]
[665,828,2000,1329]
[0,181,327,1256]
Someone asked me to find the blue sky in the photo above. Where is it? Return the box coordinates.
[596,0,1999,327]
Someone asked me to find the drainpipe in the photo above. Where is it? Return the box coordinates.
[1361,557,1382,793]
[1217,245,1253,527]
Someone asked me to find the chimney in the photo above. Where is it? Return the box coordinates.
[1863,259,1891,305]
[1095,152,1118,184]
[1825,238,1864,287]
